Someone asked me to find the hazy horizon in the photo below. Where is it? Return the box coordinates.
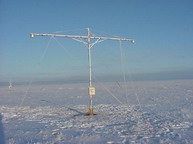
[1,71,193,87]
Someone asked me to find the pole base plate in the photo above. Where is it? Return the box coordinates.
[88,107,94,115]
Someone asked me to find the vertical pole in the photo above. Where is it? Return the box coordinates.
[87,28,94,115]
[87,28,92,87]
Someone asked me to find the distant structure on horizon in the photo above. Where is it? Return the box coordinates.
[8,79,12,90]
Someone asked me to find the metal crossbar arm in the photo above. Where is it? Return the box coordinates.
[29,28,135,116]
[30,33,89,39]
[30,33,135,43]
[90,36,135,43]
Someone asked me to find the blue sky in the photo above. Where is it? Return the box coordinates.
[1,0,193,83]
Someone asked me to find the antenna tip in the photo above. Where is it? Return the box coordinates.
[131,39,135,44]
[30,33,35,38]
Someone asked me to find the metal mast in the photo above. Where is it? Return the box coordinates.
[30,28,135,115]
[87,28,94,115]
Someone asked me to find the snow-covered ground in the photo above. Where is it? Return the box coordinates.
[0,80,193,144]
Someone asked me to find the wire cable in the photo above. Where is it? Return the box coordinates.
[19,37,53,107]
[93,76,124,105]
[119,40,129,105]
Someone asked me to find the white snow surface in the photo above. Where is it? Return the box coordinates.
[0,80,193,144]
